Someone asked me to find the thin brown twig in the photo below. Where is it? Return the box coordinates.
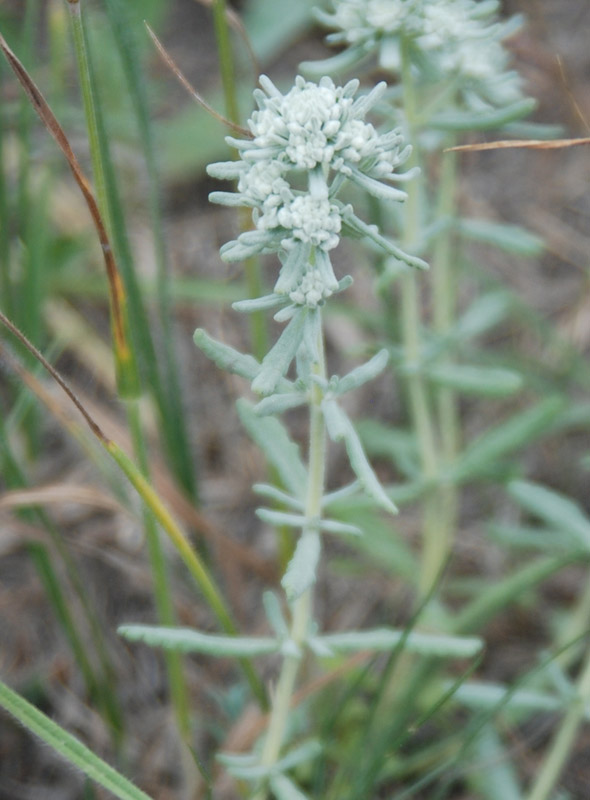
[447,137,590,153]
[145,22,252,138]
[0,312,108,444]
[0,29,129,360]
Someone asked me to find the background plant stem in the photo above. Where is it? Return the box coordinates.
[399,38,441,597]
[430,143,459,586]
[526,641,590,800]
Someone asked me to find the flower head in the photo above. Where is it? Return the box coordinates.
[208,74,419,302]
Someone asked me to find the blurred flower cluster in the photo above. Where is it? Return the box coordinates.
[311,0,526,110]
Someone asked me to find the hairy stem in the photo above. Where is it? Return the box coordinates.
[252,318,327,799]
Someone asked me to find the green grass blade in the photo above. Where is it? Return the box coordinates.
[0,677,153,800]
[100,0,197,498]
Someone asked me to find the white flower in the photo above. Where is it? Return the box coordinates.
[278,195,341,251]
[289,270,335,308]
[208,74,413,269]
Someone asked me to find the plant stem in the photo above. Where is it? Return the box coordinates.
[525,641,590,800]
[430,143,459,586]
[252,317,328,799]
[399,38,440,596]
[126,399,191,740]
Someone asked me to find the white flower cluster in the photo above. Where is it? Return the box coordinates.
[208,74,414,305]
[314,0,525,109]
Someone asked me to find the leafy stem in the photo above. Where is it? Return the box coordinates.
[253,317,328,799]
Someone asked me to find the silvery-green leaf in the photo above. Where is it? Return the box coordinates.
[322,481,362,509]
[335,349,389,395]
[233,294,286,313]
[319,519,362,536]
[216,752,258,768]
[313,628,482,658]
[452,292,511,341]
[351,81,387,118]
[450,397,563,484]
[252,308,309,396]
[256,508,308,529]
[194,329,260,381]
[342,210,428,270]
[427,364,523,397]
[308,637,334,657]
[224,763,270,780]
[449,681,563,714]
[282,530,321,601]
[257,508,361,536]
[269,774,310,800]
[336,275,354,292]
[299,44,370,79]
[253,484,303,510]
[118,625,279,657]
[237,400,308,496]
[321,398,349,441]
[277,740,322,772]
[254,392,308,416]
[274,304,298,323]
[323,400,397,514]
[429,97,536,131]
[457,218,544,257]
[275,242,311,294]
[206,160,244,179]
[220,238,266,262]
[314,249,339,292]
[508,481,590,549]
[347,167,408,203]
[263,591,289,639]
[208,191,250,207]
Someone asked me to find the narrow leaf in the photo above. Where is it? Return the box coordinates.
[508,481,590,549]
[313,628,482,658]
[237,400,307,497]
[118,625,279,657]
[457,218,544,257]
[323,400,398,514]
[194,329,261,381]
[334,349,389,395]
[270,773,310,800]
[282,530,321,601]
[450,397,564,483]
[252,309,308,396]
[427,364,523,397]
[0,678,153,800]
[430,98,536,131]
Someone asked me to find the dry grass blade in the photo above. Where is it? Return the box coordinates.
[145,22,252,137]
[0,29,130,365]
[447,137,590,152]
[0,311,108,444]
[0,484,128,515]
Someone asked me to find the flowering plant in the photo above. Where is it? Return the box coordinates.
[309,0,529,113]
